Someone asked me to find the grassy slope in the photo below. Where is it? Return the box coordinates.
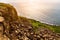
[19,16,60,33]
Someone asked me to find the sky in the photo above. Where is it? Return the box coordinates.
[0,0,60,3]
[0,0,60,25]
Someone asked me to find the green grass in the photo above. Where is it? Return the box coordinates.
[29,19,60,33]
[19,16,60,33]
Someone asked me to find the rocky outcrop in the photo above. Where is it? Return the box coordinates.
[0,3,18,21]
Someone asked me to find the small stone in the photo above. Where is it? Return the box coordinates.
[0,17,4,22]
[25,30,28,32]
[43,34,48,37]
[37,35,40,38]
[49,37,53,40]
[26,33,30,36]
[24,33,26,35]
[31,32,33,34]
[24,36,29,40]
[34,35,36,37]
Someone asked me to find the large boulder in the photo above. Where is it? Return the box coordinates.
[0,3,18,21]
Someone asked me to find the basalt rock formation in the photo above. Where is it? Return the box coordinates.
[0,3,60,40]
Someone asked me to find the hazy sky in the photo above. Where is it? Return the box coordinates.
[0,0,60,18]
[0,0,60,25]
[0,0,60,3]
